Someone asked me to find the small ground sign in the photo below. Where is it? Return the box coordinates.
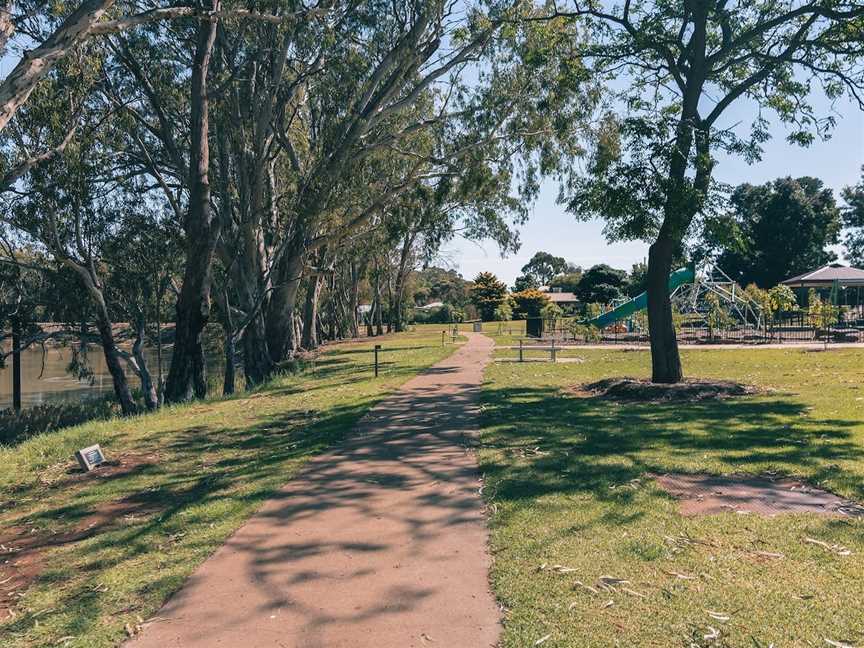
[75,444,106,472]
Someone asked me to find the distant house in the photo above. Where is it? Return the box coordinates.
[539,287,579,310]
[416,301,445,310]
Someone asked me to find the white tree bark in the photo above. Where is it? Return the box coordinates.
[0,2,322,135]
[0,0,115,134]
[0,1,15,56]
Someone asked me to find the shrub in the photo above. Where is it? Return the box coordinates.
[512,289,550,319]
[0,396,118,446]
[412,303,463,324]
[568,321,601,342]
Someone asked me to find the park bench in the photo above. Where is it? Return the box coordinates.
[516,338,559,362]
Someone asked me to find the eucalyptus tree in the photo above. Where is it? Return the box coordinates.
[209,5,338,385]
[103,209,183,408]
[260,0,506,366]
[260,0,593,363]
[0,1,322,136]
[0,34,136,413]
[546,0,864,382]
[0,0,595,407]
[101,2,227,400]
[2,1,333,401]
[843,169,864,266]
[0,27,189,413]
[4,144,140,414]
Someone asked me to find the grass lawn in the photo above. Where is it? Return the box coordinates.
[479,346,864,647]
[0,326,456,648]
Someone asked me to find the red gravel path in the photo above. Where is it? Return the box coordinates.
[128,333,500,648]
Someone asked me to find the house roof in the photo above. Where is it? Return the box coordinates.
[416,301,445,310]
[781,263,864,287]
[546,292,578,303]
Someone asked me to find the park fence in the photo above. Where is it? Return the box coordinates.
[538,313,864,346]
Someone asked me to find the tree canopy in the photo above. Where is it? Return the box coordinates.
[701,177,841,287]
[470,272,509,321]
[577,264,628,304]
[0,0,596,409]
[519,251,569,286]
[842,168,864,267]
[545,0,864,381]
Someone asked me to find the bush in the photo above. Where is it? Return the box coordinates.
[0,396,118,446]
[541,302,563,328]
[567,321,601,342]
[412,303,463,324]
[512,289,550,319]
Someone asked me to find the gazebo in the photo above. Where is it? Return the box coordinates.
[781,263,864,310]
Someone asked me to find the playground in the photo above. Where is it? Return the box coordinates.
[491,263,864,348]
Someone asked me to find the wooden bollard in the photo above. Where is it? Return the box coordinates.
[374,344,381,377]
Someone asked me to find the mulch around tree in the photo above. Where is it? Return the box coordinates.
[568,377,760,402]
[653,472,864,517]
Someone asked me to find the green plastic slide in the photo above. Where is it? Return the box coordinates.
[586,266,695,329]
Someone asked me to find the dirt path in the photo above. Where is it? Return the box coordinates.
[128,333,499,648]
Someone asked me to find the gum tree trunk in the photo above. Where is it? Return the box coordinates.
[645,5,712,383]
[132,317,158,410]
[95,315,137,415]
[218,289,237,396]
[240,311,272,388]
[66,262,137,415]
[164,3,220,402]
[646,235,681,383]
[266,246,305,361]
[301,273,323,349]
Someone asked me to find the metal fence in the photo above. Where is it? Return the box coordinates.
[536,315,864,346]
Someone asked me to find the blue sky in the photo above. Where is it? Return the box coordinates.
[445,92,864,286]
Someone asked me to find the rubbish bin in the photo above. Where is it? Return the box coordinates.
[526,317,544,338]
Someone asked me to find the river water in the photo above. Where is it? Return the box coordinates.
[0,343,166,410]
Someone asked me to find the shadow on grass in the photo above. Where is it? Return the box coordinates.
[479,384,864,522]
[2,336,481,642]
[0,397,373,638]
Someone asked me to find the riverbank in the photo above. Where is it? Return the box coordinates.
[0,326,458,648]
[0,323,213,411]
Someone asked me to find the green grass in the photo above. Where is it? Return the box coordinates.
[0,326,456,648]
[474,319,528,346]
[479,346,864,647]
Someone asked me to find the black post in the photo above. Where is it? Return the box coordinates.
[12,317,22,412]
[374,344,381,377]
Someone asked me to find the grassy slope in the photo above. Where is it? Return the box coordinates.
[0,326,456,648]
[479,346,864,647]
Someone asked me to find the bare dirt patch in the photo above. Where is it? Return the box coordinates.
[62,451,160,481]
[569,377,758,402]
[653,472,864,517]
